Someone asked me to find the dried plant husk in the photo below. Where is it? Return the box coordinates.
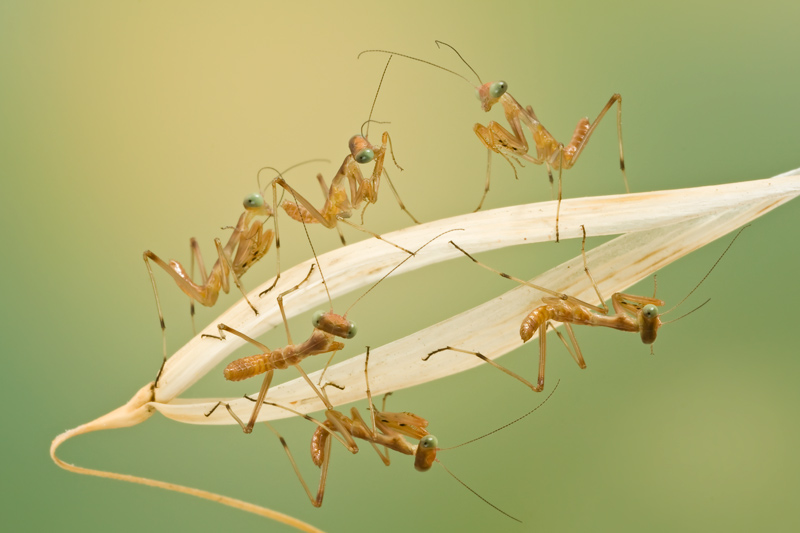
[152,168,800,422]
[51,167,800,530]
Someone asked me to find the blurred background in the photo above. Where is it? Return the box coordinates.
[3,1,799,531]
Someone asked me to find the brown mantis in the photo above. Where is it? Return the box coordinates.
[204,227,463,434]
[255,348,557,519]
[257,348,441,508]
[267,55,420,267]
[425,227,745,392]
[144,161,326,385]
[359,42,628,241]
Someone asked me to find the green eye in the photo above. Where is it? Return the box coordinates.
[345,321,357,339]
[243,193,265,208]
[489,81,508,99]
[642,304,658,319]
[355,149,374,164]
[420,435,438,449]
[312,310,325,328]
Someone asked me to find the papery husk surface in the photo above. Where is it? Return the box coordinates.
[147,168,800,423]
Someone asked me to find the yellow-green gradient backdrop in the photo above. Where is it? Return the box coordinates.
[4,1,799,532]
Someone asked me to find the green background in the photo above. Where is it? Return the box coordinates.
[3,1,799,532]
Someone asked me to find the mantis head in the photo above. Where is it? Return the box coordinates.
[414,435,438,472]
[312,310,357,339]
[638,304,662,345]
[349,135,376,164]
[476,80,508,112]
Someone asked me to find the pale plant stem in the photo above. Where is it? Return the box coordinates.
[152,168,800,420]
[50,167,800,530]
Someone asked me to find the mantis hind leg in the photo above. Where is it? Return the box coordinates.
[264,420,330,507]
[561,94,628,193]
[423,346,539,391]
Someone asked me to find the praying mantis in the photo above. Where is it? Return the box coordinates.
[426,227,744,392]
[144,161,325,385]
[359,41,628,241]
[266,55,420,269]
[252,56,422,300]
[253,348,558,519]
[204,228,463,433]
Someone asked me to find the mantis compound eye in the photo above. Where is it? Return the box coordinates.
[243,192,265,209]
[419,435,438,449]
[354,148,374,164]
[489,81,508,99]
[642,304,659,319]
[311,310,325,328]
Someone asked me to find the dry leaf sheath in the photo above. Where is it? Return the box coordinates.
[154,168,800,421]
[51,168,800,530]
